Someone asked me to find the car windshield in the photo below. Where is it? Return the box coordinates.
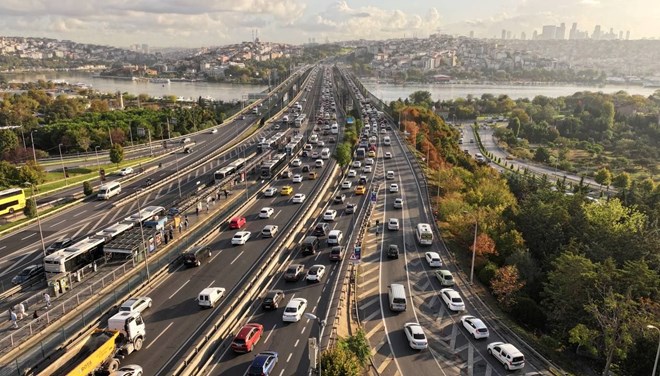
[452,297,462,303]
[413,333,425,340]
[309,269,318,275]
[233,338,246,344]
[285,306,297,313]
[286,268,296,274]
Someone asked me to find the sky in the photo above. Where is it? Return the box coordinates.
[0,0,658,48]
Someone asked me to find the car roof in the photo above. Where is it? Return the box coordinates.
[405,322,424,333]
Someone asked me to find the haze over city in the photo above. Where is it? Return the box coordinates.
[0,0,658,48]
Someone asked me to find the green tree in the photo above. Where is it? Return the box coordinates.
[612,172,632,190]
[23,196,37,218]
[594,167,613,189]
[0,160,19,188]
[343,330,370,365]
[0,129,19,155]
[18,160,46,185]
[109,144,124,166]
[533,147,551,163]
[320,345,362,376]
[334,142,352,167]
[409,91,433,108]
[83,181,93,196]
[568,323,598,356]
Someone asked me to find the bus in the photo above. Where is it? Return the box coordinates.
[285,135,304,156]
[294,114,307,128]
[228,157,247,172]
[43,237,105,274]
[260,153,287,179]
[214,166,235,184]
[415,223,434,245]
[0,188,26,216]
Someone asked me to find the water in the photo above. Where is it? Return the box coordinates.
[362,82,659,102]
[1,72,268,102]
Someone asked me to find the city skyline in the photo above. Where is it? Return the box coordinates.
[0,0,658,48]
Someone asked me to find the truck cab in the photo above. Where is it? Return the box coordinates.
[108,311,146,355]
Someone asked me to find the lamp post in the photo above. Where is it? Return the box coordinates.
[134,189,151,282]
[58,144,68,186]
[304,312,326,376]
[25,182,46,256]
[463,210,478,285]
[29,130,38,164]
[107,124,114,147]
[174,149,182,198]
[648,325,660,376]
[94,146,101,169]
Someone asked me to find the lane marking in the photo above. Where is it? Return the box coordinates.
[206,280,216,288]
[230,251,244,265]
[146,322,174,349]
[72,210,87,218]
[168,279,190,299]
[50,219,67,228]
[286,353,293,362]
[21,233,36,240]
[264,324,277,343]
[294,339,299,347]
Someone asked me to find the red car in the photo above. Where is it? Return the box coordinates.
[231,323,264,353]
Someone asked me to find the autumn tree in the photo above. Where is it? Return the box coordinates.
[490,265,525,310]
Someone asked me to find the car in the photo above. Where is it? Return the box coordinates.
[365,158,374,165]
[247,351,279,376]
[460,315,490,339]
[487,342,525,370]
[11,264,44,285]
[209,128,218,134]
[347,170,357,178]
[231,231,252,245]
[292,174,303,183]
[440,288,465,311]
[311,152,320,159]
[345,203,356,214]
[387,244,400,259]
[119,297,153,314]
[262,289,285,310]
[352,161,362,168]
[341,181,352,189]
[284,264,305,281]
[389,184,399,193]
[280,186,293,196]
[45,238,73,254]
[292,193,306,203]
[264,187,277,197]
[231,323,264,353]
[290,158,302,167]
[355,185,366,195]
[282,298,308,322]
[385,152,392,159]
[109,364,143,376]
[424,252,442,267]
[367,150,376,158]
[240,115,246,120]
[306,265,326,282]
[470,138,475,143]
[323,209,338,221]
[362,165,373,173]
[312,222,329,237]
[301,165,311,172]
[317,140,325,147]
[334,194,346,204]
[259,207,274,219]
[261,225,279,238]
[388,218,400,230]
[304,144,313,151]
[393,198,403,209]
[119,167,134,176]
[403,322,428,350]
[358,175,368,185]
[380,128,387,134]
[329,246,345,261]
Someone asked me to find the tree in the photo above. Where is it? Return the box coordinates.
[0,129,19,155]
[612,172,632,190]
[18,160,46,185]
[533,147,551,163]
[320,345,362,376]
[594,167,613,189]
[343,330,370,365]
[83,181,93,196]
[334,142,352,167]
[490,265,525,310]
[409,91,433,108]
[109,144,124,166]
[23,197,37,218]
[568,323,599,356]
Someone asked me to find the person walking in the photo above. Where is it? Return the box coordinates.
[43,292,51,308]
[10,310,18,329]
[206,202,209,213]
[184,219,189,230]
[178,222,183,233]
[16,302,25,320]
[169,227,174,240]
[33,310,39,319]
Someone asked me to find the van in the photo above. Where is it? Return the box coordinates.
[383,136,391,146]
[197,287,226,308]
[182,246,212,267]
[386,171,395,180]
[300,236,320,255]
[97,181,121,200]
[388,283,407,312]
[327,230,343,246]
[229,216,247,229]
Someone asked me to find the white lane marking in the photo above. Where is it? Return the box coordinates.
[264,324,277,343]
[94,201,107,208]
[314,252,320,261]
[72,210,87,218]
[71,223,90,239]
[0,246,5,250]
[146,322,174,349]
[21,233,36,240]
[168,280,190,299]
[294,339,299,347]
[279,370,284,376]
[210,250,223,263]
[286,353,293,362]
[301,327,306,334]
[273,210,281,219]
[206,280,216,288]
[50,219,67,228]
[230,251,244,265]
[0,252,33,277]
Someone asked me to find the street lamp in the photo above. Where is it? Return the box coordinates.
[304,312,326,376]
[134,189,151,281]
[463,210,478,285]
[58,144,67,186]
[107,124,114,147]
[29,130,38,164]
[94,146,101,169]
[25,182,46,256]
[173,149,182,198]
[648,325,660,376]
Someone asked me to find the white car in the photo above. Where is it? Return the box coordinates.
[209,128,218,134]
[460,315,490,339]
[352,161,362,168]
[110,364,143,376]
[264,187,277,197]
[231,231,252,245]
[119,297,153,314]
[341,181,352,189]
[292,193,306,203]
[380,128,387,134]
[261,225,279,238]
[304,144,313,151]
[385,152,392,159]
[323,209,337,221]
[119,167,134,176]
[388,218,399,231]
[282,298,308,322]
[403,322,428,350]
[440,288,465,311]
[362,165,372,173]
[259,207,274,219]
[292,174,303,183]
[365,158,374,165]
[389,184,399,193]
[424,252,442,267]
[305,265,326,282]
[317,141,325,147]
[393,198,403,209]
[487,342,525,370]
[348,169,357,178]
[291,158,302,167]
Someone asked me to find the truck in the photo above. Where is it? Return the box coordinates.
[39,311,146,376]
[356,148,366,159]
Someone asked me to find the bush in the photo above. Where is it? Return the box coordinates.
[510,296,547,330]
[478,262,498,286]
[23,197,37,218]
[83,181,93,196]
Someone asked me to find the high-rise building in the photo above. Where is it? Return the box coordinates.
[626,30,630,40]
[556,23,566,40]
[506,30,512,40]
[469,30,474,38]
[533,30,538,40]
[501,29,506,40]
[541,25,557,40]
[569,23,578,40]
[619,31,623,40]
[521,32,527,40]
[592,25,601,40]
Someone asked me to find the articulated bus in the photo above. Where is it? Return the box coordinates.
[0,188,26,216]
[260,153,287,179]
[415,223,434,245]
[43,237,105,274]
[214,167,234,184]
[285,135,305,156]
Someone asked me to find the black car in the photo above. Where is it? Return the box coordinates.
[387,244,400,259]
[334,194,346,204]
[45,238,73,255]
[312,223,329,237]
[345,203,356,214]
[11,264,44,285]
[262,290,285,310]
[284,264,305,281]
[329,246,345,261]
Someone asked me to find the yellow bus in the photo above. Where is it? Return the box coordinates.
[0,188,26,216]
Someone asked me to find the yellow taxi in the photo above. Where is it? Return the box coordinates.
[308,171,318,180]
[280,186,294,196]
[354,185,366,195]
[367,150,376,158]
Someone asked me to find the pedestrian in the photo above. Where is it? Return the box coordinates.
[43,292,51,308]
[196,207,200,216]
[216,191,221,201]
[223,189,228,199]
[178,222,182,233]
[10,310,18,329]
[8,307,13,321]
[169,227,174,240]
[184,219,189,230]
[16,302,25,320]
[33,310,39,319]
[206,203,209,213]
[211,197,216,206]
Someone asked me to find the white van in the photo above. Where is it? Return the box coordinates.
[331,123,339,134]
[388,283,407,312]
[386,171,395,180]
[197,287,226,308]
[327,230,343,246]
[383,136,391,146]
[97,181,121,200]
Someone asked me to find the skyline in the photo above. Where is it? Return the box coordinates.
[0,0,658,48]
